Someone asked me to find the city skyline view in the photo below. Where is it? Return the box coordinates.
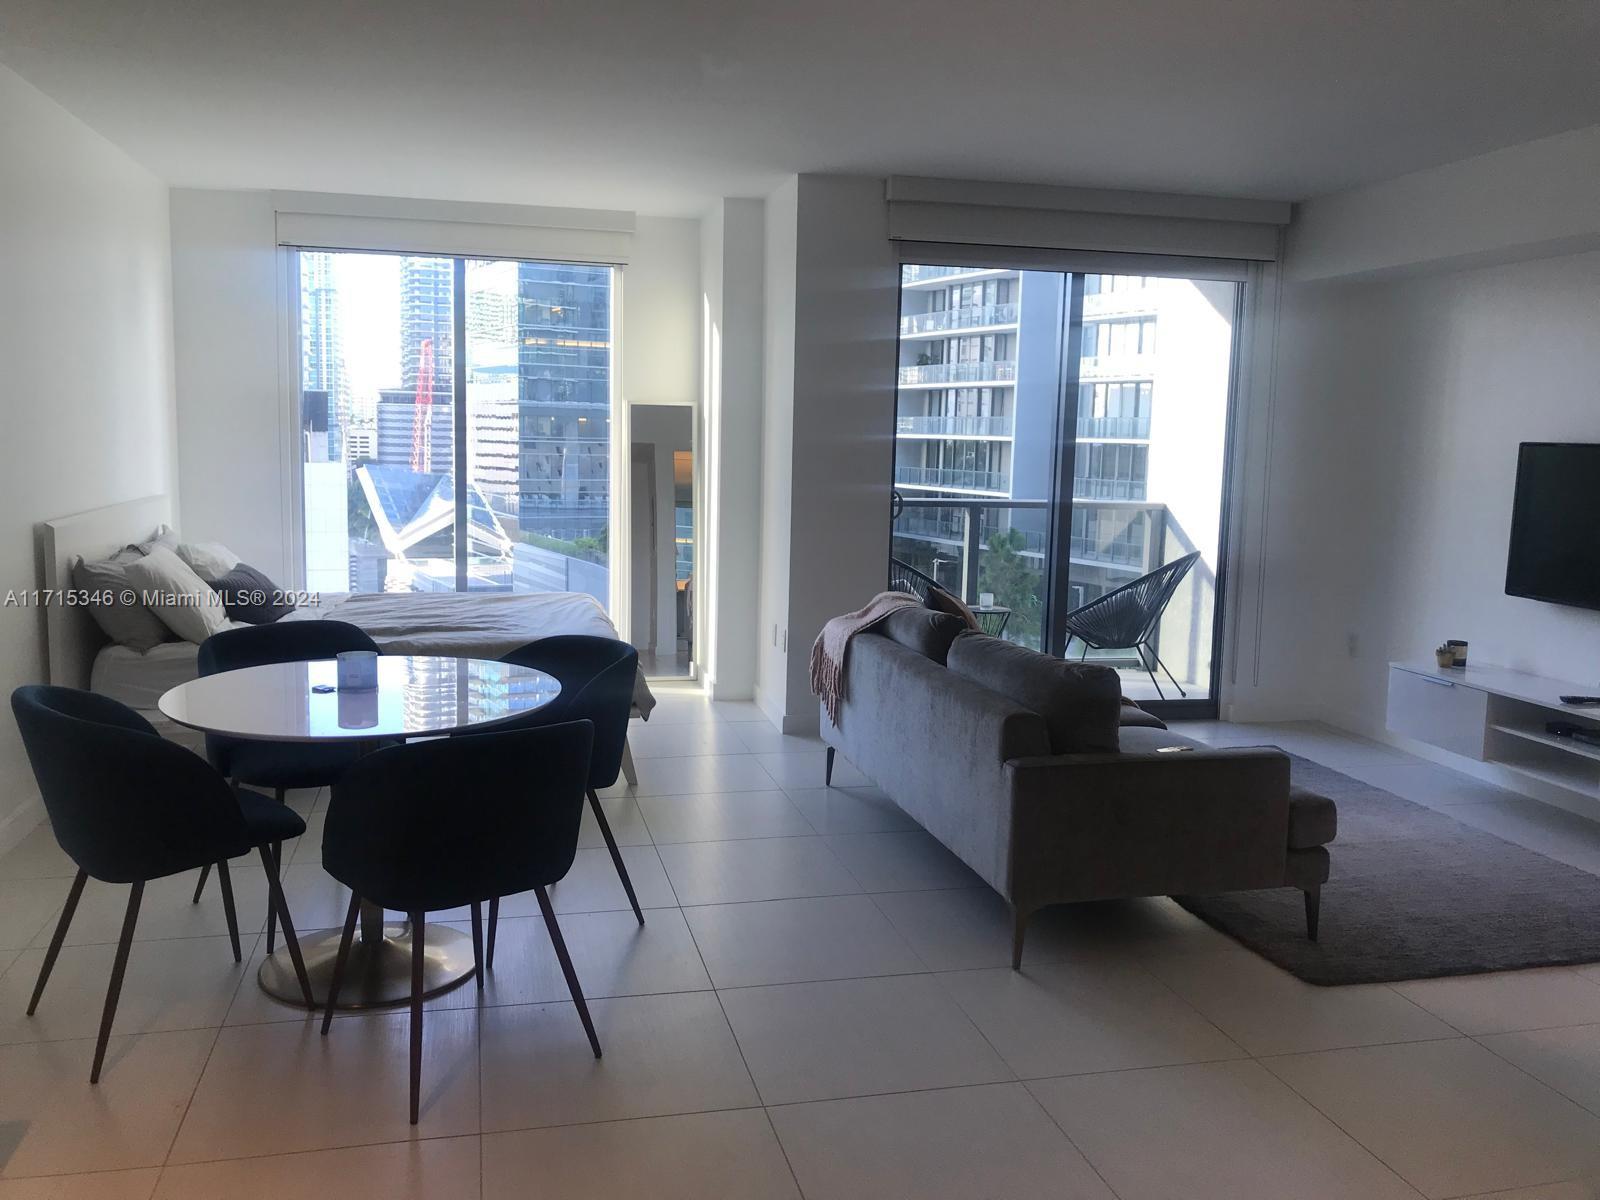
[298,249,615,601]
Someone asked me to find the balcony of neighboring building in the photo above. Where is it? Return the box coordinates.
[1078,355,1155,383]
[1081,289,1159,320]
[894,464,1010,494]
[1075,414,1151,440]
[896,413,1015,439]
[898,303,1019,340]
[898,360,1017,388]
[901,265,1017,288]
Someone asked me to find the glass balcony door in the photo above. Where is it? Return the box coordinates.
[891,260,1242,712]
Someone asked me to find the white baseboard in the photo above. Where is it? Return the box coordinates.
[0,794,44,858]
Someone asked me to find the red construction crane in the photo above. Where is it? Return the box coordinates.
[410,337,435,473]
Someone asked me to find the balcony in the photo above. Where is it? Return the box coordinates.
[1074,477,1148,501]
[1078,355,1154,382]
[898,361,1017,387]
[895,465,1010,493]
[1082,289,1158,320]
[901,265,1013,285]
[1076,414,1151,440]
[900,303,1019,337]
[897,414,1014,438]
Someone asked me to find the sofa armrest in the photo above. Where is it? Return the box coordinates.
[1001,747,1293,912]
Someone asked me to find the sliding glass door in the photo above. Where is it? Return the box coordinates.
[295,249,615,605]
[892,261,1240,710]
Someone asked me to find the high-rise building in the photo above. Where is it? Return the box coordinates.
[300,252,350,462]
[400,256,453,402]
[514,261,612,545]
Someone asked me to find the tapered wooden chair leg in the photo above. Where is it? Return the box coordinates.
[825,746,835,787]
[1304,885,1321,941]
[322,892,361,1034]
[588,789,643,925]
[537,886,601,1058]
[215,860,242,962]
[29,869,87,1015]
[91,881,143,1083]
[486,897,499,970]
[259,844,313,1006]
[191,862,211,904]
[409,912,425,1125]
[470,902,484,990]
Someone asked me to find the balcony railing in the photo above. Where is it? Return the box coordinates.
[896,414,1014,438]
[1073,477,1149,501]
[890,495,1169,650]
[901,264,1012,284]
[1076,414,1151,440]
[900,303,1019,336]
[1078,355,1154,382]
[895,465,1010,493]
[898,361,1017,386]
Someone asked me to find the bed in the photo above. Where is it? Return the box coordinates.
[38,496,655,771]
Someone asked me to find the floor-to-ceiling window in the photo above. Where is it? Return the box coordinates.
[891,260,1241,711]
[295,249,615,605]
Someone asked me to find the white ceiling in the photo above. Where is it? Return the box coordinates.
[4,0,1598,216]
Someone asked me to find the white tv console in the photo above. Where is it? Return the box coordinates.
[1387,660,1600,809]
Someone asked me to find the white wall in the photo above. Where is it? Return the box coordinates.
[756,180,799,723]
[1288,125,1600,283]
[1269,253,1600,737]
[1255,125,1600,747]
[169,190,289,579]
[698,198,764,699]
[168,190,702,590]
[0,65,176,848]
[755,175,900,730]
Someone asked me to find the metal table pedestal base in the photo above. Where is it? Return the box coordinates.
[258,919,477,1010]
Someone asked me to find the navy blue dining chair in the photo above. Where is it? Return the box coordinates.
[320,720,598,1124]
[466,636,642,964]
[191,620,380,950]
[11,685,313,1082]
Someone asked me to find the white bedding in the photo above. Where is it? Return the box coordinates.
[90,590,657,718]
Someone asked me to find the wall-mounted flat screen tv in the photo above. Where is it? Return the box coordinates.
[1505,442,1600,611]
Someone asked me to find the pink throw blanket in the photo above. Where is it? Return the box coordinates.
[810,591,921,725]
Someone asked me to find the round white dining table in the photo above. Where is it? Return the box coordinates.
[159,654,561,1009]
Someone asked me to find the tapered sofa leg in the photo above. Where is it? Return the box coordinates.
[1011,906,1029,970]
[1303,885,1321,941]
[824,746,836,787]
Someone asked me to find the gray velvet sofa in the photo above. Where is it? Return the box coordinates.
[819,616,1335,967]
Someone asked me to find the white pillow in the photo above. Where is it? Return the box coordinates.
[177,540,241,580]
[123,544,229,643]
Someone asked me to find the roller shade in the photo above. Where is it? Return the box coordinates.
[887,176,1289,262]
[273,191,635,264]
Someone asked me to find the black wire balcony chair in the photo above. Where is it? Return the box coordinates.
[888,557,938,602]
[1062,551,1201,700]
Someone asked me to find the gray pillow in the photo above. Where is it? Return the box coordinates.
[946,631,1121,754]
[873,607,965,664]
[71,551,172,652]
[207,563,293,624]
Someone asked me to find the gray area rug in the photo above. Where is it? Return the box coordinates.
[1176,753,1600,986]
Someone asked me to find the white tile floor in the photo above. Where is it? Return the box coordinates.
[9,705,1600,1197]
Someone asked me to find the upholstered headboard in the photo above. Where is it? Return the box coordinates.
[36,494,172,689]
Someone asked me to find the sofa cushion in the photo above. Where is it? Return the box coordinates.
[1117,725,1204,754]
[1288,787,1338,849]
[946,632,1121,754]
[924,584,981,631]
[873,607,966,664]
[1119,701,1168,730]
